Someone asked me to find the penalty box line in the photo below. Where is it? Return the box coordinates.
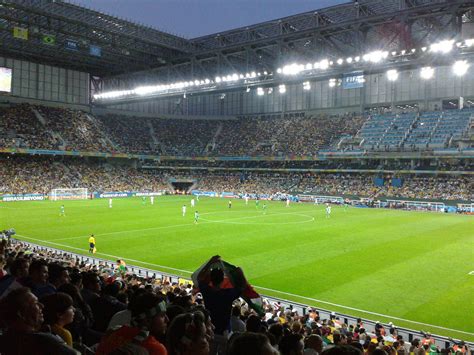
[14,234,474,337]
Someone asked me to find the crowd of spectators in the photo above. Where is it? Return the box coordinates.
[0,155,471,201]
[0,156,168,195]
[0,104,59,150]
[1,103,368,156]
[35,106,114,152]
[212,113,365,156]
[1,240,469,355]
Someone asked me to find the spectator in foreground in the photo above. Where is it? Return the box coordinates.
[197,255,241,354]
[228,332,278,355]
[40,292,75,347]
[96,292,168,354]
[166,311,210,355]
[0,287,77,354]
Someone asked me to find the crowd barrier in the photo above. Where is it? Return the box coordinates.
[11,239,473,349]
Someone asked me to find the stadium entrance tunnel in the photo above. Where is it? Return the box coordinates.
[170,180,195,194]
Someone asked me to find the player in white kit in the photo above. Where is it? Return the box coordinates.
[326,203,331,218]
[191,198,195,208]
[150,196,154,205]
[182,205,187,217]
[109,198,113,208]
[286,198,290,207]
[245,195,249,205]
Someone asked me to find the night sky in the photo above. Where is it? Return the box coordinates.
[71,0,348,38]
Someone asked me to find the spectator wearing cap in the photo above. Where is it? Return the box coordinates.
[96,292,168,355]
[0,287,77,355]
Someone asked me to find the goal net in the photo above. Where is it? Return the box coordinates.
[50,188,89,201]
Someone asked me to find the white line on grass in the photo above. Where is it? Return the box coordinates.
[52,211,316,241]
[16,234,192,274]
[15,234,474,337]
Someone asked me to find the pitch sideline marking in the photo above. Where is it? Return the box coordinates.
[15,233,474,337]
[52,211,316,241]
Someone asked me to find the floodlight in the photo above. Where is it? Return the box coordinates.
[319,59,329,70]
[263,71,268,75]
[246,87,251,93]
[386,69,399,81]
[391,51,397,56]
[250,72,257,78]
[194,80,200,85]
[346,57,353,63]
[465,39,474,47]
[306,63,313,70]
[268,88,273,94]
[239,74,244,79]
[420,66,434,80]
[135,86,156,95]
[231,73,239,81]
[279,84,286,93]
[400,50,406,55]
[337,58,343,65]
[257,87,264,96]
[215,76,222,83]
[329,78,336,87]
[354,56,360,62]
[421,47,427,52]
[204,78,210,84]
[303,81,311,90]
[276,68,282,74]
[430,40,454,54]
[452,60,469,76]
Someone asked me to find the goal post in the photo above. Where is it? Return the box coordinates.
[50,188,89,201]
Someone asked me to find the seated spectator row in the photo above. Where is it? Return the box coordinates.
[0,155,472,201]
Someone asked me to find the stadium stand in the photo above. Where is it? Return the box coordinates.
[0,239,468,354]
[0,155,472,201]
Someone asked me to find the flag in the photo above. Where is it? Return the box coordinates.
[42,34,56,45]
[13,26,28,40]
[192,258,264,316]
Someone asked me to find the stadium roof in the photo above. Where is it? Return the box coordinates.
[0,0,472,77]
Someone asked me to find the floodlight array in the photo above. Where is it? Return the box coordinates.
[93,38,474,101]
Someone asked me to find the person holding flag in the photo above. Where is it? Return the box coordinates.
[192,255,264,354]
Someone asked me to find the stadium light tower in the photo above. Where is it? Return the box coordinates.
[452,60,469,76]
[386,69,399,81]
[420,67,434,80]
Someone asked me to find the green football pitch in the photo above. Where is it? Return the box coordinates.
[1,196,473,340]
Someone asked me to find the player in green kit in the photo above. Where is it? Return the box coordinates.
[194,211,199,224]
[142,196,146,205]
[255,199,260,209]
[59,205,66,217]
[263,203,267,214]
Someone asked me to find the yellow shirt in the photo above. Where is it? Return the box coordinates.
[52,324,73,346]
[89,236,95,244]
